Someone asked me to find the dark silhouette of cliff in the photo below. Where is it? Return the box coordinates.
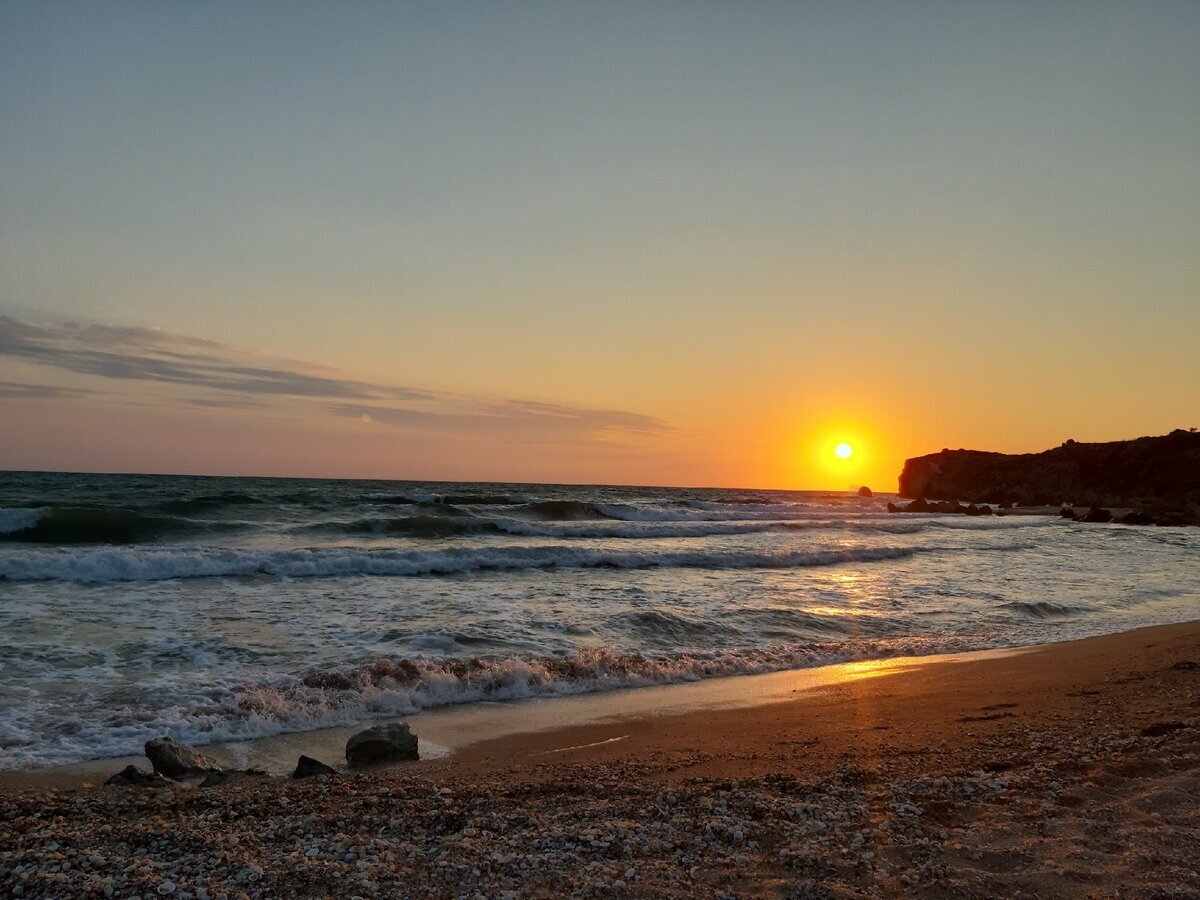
[898,429,1200,511]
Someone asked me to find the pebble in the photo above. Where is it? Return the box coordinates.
[0,711,1191,898]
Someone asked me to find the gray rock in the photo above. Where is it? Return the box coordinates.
[293,755,337,778]
[345,722,419,768]
[105,764,169,787]
[144,736,221,778]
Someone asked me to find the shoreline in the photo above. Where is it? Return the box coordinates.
[0,617,1191,790]
[0,643,1032,792]
[3,620,1198,896]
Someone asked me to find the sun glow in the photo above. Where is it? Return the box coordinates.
[784,418,886,490]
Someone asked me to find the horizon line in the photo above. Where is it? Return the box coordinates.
[0,466,881,495]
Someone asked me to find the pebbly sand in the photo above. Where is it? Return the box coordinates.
[2,621,1199,898]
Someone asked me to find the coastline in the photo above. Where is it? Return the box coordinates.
[3,620,1199,896]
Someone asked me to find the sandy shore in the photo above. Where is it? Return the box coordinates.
[3,621,1199,897]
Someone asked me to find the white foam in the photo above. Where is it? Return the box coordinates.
[0,635,993,769]
[474,518,925,539]
[0,507,44,535]
[0,543,923,583]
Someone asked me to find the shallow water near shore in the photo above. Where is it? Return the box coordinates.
[1,471,1198,770]
[0,645,1025,789]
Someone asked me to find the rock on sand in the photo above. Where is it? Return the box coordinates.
[345,722,419,767]
[144,736,222,778]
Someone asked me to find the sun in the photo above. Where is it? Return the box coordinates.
[834,442,854,460]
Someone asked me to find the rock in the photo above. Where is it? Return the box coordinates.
[1154,511,1195,527]
[105,764,169,787]
[886,502,899,513]
[345,722,419,767]
[857,486,873,498]
[1082,507,1112,524]
[898,431,1200,513]
[293,755,337,778]
[976,504,993,515]
[1119,511,1153,525]
[903,499,932,513]
[1060,507,1076,519]
[144,736,221,778]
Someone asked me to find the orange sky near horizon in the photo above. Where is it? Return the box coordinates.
[1,315,1194,492]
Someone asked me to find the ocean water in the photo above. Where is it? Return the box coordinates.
[1,471,1197,770]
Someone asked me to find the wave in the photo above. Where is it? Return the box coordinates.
[302,515,927,540]
[523,499,610,519]
[365,492,529,506]
[684,498,795,510]
[314,515,507,538]
[0,508,44,535]
[152,491,268,514]
[0,507,242,545]
[0,634,995,769]
[1000,600,1088,619]
[0,543,925,583]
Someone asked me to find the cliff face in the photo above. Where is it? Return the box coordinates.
[898,430,1200,509]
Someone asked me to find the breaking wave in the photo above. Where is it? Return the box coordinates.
[0,543,925,583]
[0,635,994,769]
[300,515,927,540]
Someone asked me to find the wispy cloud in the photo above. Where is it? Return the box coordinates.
[329,401,672,441]
[0,381,99,400]
[0,316,672,443]
[0,317,432,401]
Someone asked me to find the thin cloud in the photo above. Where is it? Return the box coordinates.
[0,316,673,443]
[0,381,99,400]
[330,401,672,442]
[0,316,432,401]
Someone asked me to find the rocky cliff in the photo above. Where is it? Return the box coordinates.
[898,429,1200,511]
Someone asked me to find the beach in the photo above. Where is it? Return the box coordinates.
[3,620,1198,898]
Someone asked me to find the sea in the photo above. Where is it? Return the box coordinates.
[1,470,1197,770]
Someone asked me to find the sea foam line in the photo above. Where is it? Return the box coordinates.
[0,634,991,769]
[0,543,923,583]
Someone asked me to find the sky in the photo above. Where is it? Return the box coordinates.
[2,1,1198,489]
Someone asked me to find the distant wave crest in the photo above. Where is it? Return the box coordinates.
[0,542,924,583]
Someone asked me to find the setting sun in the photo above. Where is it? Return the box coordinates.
[835,442,854,460]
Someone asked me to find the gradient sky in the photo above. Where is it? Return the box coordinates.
[2,1,1198,489]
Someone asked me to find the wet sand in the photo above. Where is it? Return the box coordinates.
[3,621,1199,897]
